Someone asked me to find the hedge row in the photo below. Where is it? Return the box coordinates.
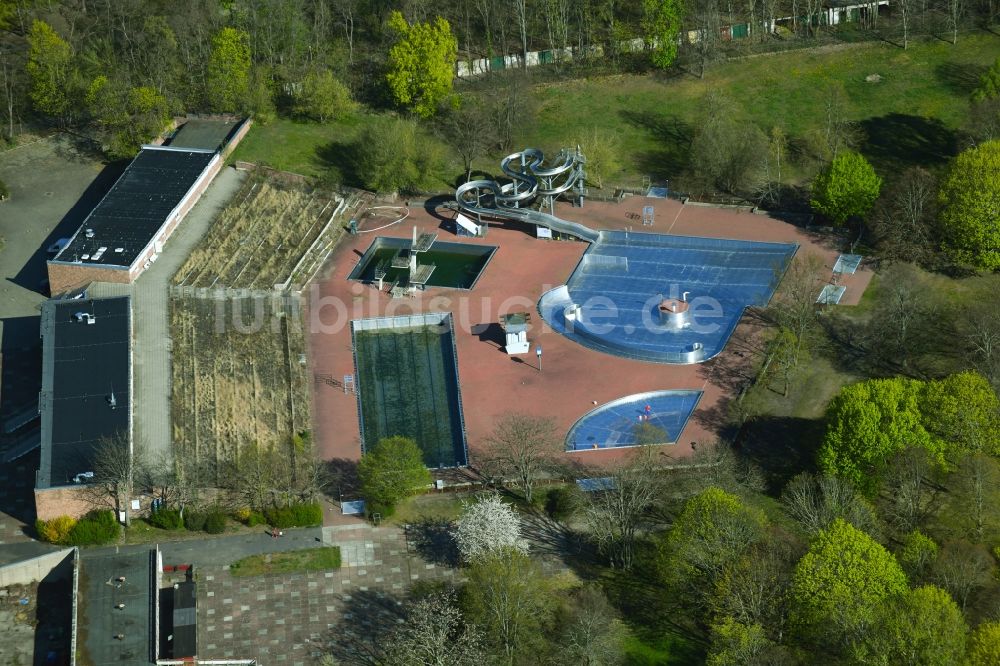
[36,510,120,546]
[264,502,323,529]
[148,508,228,534]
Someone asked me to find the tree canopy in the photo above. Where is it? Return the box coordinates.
[205,27,251,113]
[971,56,1000,102]
[357,436,430,517]
[852,585,967,666]
[818,377,940,492]
[810,150,882,225]
[642,0,683,70]
[453,493,528,563]
[790,518,908,643]
[26,20,73,121]
[385,11,457,118]
[293,70,355,122]
[660,487,767,601]
[937,140,1000,270]
[967,621,1000,666]
[919,370,1000,455]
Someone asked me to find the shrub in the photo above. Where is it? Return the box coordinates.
[204,511,227,534]
[246,511,267,527]
[546,485,584,522]
[265,502,323,528]
[234,507,252,522]
[148,508,184,530]
[0,177,8,201]
[36,515,77,544]
[184,511,207,532]
[67,510,120,546]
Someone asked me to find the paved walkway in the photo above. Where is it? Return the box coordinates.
[90,167,247,464]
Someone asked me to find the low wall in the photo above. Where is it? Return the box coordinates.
[0,547,75,587]
[34,485,111,521]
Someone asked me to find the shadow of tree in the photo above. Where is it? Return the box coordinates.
[934,61,988,97]
[859,113,958,176]
[738,415,824,495]
[315,141,363,189]
[520,508,598,568]
[323,588,405,666]
[404,517,460,567]
[618,109,693,182]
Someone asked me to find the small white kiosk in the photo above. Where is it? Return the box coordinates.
[500,312,531,355]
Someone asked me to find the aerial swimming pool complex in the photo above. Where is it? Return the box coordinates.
[336,147,805,464]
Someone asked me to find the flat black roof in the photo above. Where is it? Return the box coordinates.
[171,580,197,658]
[168,118,243,151]
[79,550,152,666]
[37,296,131,489]
[52,147,216,268]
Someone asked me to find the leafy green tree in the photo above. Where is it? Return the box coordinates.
[790,519,908,645]
[206,27,251,112]
[967,621,1000,666]
[707,618,780,666]
[26,20,73,121]
[852,585,967,666]
[660,487,767,607]
[818,378,940,493]
[294,69,355,122]
[385,11,457,118]
[357,436,430,517]
[920,370,1000,455]
[810,150,882,225]
[462,550,555,665]
[353,115,445,193]
[642,0,682,69]
[86,77,171,159]
[576,127,621,190]
[938,140,1000,270]
[972,56,1000,102]
[898,529,938,580]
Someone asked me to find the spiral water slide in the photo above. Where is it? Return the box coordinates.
[455,148,600,242]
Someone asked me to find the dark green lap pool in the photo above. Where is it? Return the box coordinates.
[351,313,468,467]
[348,237,497,289]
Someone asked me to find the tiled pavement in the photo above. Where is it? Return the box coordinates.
[193,526,464,664]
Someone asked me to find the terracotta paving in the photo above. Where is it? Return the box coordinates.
[307,197,872,469]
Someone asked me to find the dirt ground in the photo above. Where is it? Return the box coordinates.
[308,196,872,469]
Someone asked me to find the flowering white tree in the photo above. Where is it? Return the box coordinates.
[453,492,528,563]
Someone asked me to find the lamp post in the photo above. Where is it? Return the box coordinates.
[536,345,542,372]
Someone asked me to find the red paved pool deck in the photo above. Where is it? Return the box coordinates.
[307,197,872,468]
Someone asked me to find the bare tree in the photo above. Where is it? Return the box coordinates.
[782,473,880,536]
[686,0,722,78]
[870,167,937,264]
[382,592,485,666]
[711,539,799,634]
[555,585,629,666]
[513,0,529,69]
[483,413,562,504]
[584,447,663,569]
[931,540,993,611]
[879,447,944,534]
[765,253,825,366]
[945,0,965,44]
[965,302,1000,389]
[331,0,356,64]
[438,96,496,182]
[90,431,143,525]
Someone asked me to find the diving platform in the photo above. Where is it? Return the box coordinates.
[413,232,437,253]
[409,263,437,285]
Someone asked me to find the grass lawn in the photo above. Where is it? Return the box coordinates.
[388,492,465,525]
[227,34,999,192]
[229,546,342,577]
[519,33,1000,185]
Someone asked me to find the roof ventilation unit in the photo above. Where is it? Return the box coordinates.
[73,312,95,325]
[85,228,95,238]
